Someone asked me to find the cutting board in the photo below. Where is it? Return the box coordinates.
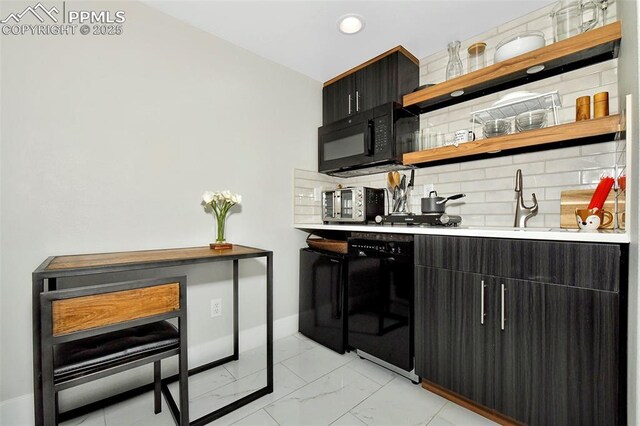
[560,189,625,229]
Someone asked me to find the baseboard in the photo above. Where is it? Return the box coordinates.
[0,313,299,424]
[421,379,521,426]
[0,393,34,426]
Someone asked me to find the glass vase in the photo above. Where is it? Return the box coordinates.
[446,41,463,81]
[215,214,227,243]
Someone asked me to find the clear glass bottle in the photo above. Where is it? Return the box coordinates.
[446,41,463,80]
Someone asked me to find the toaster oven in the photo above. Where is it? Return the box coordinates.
[322,187,385,223]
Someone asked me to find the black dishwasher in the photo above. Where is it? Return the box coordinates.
[298,248,348,353]
[348,235,416,379]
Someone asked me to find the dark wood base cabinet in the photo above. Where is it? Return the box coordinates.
[415,236,627,426]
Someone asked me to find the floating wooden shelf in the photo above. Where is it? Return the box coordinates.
[403,22,621,114]
[403,115,621,165]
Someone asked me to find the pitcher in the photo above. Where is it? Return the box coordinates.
[550,0,599,42]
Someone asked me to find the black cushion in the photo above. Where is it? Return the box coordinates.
[54,321,179,381]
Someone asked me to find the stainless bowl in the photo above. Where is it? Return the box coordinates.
[483,119,510,138]
[516,109,547,131]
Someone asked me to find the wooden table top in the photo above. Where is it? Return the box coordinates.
[41,245,268,273]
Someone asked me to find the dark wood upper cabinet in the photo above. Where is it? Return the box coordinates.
[415,235,627,426]
[322,47,419,125]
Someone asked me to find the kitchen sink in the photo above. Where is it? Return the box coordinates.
[463,226,556,232]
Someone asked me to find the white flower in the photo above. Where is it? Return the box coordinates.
[202,191,215,204]
[235,194,242,204]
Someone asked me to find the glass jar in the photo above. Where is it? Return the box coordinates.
[446,41,463,81]
[550,0,599,42]
[467,42,486,73]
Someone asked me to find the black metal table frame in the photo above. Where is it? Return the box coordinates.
[32,247,273,426]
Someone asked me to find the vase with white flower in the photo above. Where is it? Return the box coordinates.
[202,190,242,250]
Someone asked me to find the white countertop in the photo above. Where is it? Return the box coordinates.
[294,223,630,244]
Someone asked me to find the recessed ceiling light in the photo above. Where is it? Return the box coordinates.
[527,65,545,74]
[337,14,365,35]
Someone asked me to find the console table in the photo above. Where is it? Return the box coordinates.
[32,245,273,426]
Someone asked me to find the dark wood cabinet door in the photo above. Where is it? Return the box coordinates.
[495,277,620,426]
[355,54,395,113]
[415,266,496,408]
[322,76,355,125]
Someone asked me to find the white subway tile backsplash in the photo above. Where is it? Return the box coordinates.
[420,163,461,174]
[581,168,615,184]
[294,205,321,215]
[432,182,462,194]
[535,200,561,214]
[444,205,460,215]
[526,15,552,32]
[460,202,513,214]
[544,215,558,227]
[426,54,450,73]
[461,177,514,192]
[561,82,618,109]
[490,189,519,203]
[484,214,516,227]
[485,162,546,179]
[294,187,314,198]
[439,168,486,183]
[460,192,486,203]
[414,174,440,185]
[512,147,581,164]
[460,156,513,170]
[525,171,581,187]
[545,153,617,173]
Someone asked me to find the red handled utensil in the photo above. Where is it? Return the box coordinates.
[588,176,615,210]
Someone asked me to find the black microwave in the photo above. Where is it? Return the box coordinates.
[318,102,418,177]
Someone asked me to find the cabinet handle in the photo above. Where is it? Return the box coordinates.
[501,284,506,330]
[356,90,360,112]
[348,94,352,114]
[480,280,486,325]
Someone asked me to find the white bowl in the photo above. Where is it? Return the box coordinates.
[494,31,545,63]
[492,91,541,107]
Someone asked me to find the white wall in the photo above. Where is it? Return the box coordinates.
[617,1,640,424]
[0,0,320,413]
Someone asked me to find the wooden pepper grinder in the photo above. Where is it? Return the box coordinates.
[576,96,591,121]
[594,92,610,118]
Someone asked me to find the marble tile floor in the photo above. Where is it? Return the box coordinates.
[60,333,497,426]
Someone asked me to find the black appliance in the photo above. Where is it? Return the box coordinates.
[318,102,418,177]
[375,212,462,226]
[298,248,347,353]
[347,235,417,380]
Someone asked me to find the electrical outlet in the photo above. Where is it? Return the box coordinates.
[210,298,222,318]
[313,187,322,202]
[423,184,434,196]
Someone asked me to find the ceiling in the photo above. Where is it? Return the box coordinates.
[142,0,554,83]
